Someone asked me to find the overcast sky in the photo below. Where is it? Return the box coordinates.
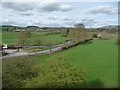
[0,0,119,28]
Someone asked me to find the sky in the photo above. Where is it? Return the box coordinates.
[0,0,119,28]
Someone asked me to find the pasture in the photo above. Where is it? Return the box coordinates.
[33,39,118,87]
[3,39,118,87]
[1,31,69,45]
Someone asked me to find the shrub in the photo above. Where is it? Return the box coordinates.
[68,28,92,42]
[61,45,69,50]
[35,39,42,46]
[92,33,98,38]
[7,44,16,49]
[97,31,111,40]
[2,57,37,88]
[2,56,86,88]
[16,31,32,46]
[115,33,120,46]
[61,29,69,37]
[25,59,86,88]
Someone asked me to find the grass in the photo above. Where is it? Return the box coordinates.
[2,37,118,87]
[30,39,118,87]
[1,32,16,44]
[1,31,68,45]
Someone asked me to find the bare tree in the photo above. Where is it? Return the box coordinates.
[69,28,91,43]
[97,31,111,40]
[61,28,69,37]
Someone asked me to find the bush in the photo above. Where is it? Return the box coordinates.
[16,31,32,46]
[25,59,86,88]
[2,57,37,88]
[68,28,92,42]
[61,29,69,37]
[7,44,17,49]
[61,45,69,50]
[97,31,112,40]
[44,32,60,36]
[115,33,120,46]
[2,56,86,88]
[34,39,42,46]
[92,33,98,38]
[61,34,68,37]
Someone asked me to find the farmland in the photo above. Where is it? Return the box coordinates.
[1,25,118,88]
[27,39,118,87]
[3,39,118,88]
[1,31,69,45]
[1,1,119,88]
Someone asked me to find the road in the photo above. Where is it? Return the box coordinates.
[1,39,92,59]
[1,41,73,59]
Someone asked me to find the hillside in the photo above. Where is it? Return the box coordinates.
[100,25,119,30]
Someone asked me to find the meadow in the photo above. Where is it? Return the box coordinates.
[1,31,69,45]
[33,39,118,87]
[3,39,118,87]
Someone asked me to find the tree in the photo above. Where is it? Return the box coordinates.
[61,29,69,37]
[16,31,32,46]
[116,31,119,46]
[69,28,91,43]
[97,31,111,40]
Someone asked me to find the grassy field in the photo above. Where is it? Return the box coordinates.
[2,33,118,87]
[29,39,118,87]
[1,32,69,45]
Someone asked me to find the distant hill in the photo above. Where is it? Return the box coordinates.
[0,25,17,28]
[0,25,17,31]
[0,25,26,31]
[99,25,119,30]
[96,25,119,34]
[26,26,39,31]
[26,26,39,28]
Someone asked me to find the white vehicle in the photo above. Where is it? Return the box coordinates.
[3,44,8,49]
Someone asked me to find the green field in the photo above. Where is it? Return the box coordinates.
[1,32,69,45]
[1,31,118,87]
[29,39,118,87]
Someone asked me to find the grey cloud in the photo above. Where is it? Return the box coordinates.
[47,16,58,20]
[40,2,60,11]
[61,16,70,21]
[81,19,94,22]
[45,23,61,27]
[47,16,70,21]
[2,1,72,12]
[65,21,75,25]
[2,2,35,11]
[20,12,33,16]
[39,13,43,16]
[32,22,42,26]
[33,22,62,27]
[2,20,28,27]
[93,22,110,28]
[37,1,72,12]
[84,6,117,15]
[60,4,72,12]
[2,20,19,26]
[81,17,95,26]
[80,18,98,28]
